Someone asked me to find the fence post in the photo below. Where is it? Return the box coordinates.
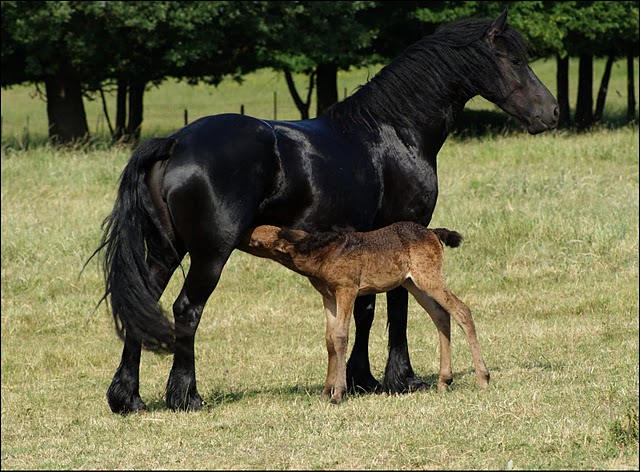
[240,104,245,115]
[184,109,188,126]
[24,116,30,149]
[274,91,277,120]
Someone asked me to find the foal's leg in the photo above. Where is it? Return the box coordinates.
[322,296,338,399]
[381,286,428,393]
[107,252,184,414]
[328,288,358,404]
[166,248,231,411]
[347,294,380,393]
[403,281,453,392]
[412,281,489,389]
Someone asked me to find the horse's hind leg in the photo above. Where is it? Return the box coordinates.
[107,335,145,414]
[107,251,184,414]
[165,247,232,411]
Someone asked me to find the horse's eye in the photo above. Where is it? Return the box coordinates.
[510,58,522,66]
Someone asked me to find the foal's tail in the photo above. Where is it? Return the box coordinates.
[88,138,179,354]
[432,228,464,248]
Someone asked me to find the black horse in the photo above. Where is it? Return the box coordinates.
[94,9,558,413]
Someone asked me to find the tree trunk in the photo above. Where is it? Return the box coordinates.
[628,54,637,123]
[125,79,146,143]
[556,54,571,128]
[574,53,594,130]
[99,87,114,136]
[44,65,89,144]
[113,77,128,141]
[594,55,614,124]
[284,69,315,120]
[316,63,338,117]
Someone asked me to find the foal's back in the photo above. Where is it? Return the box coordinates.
[310,222,449,295]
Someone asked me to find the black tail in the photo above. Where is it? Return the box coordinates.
[432,228,464,248]
[90,138,179,353]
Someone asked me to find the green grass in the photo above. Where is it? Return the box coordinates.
[1,56,637,147]
[1,122,638,469]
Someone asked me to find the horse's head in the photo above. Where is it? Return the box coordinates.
[480,9,559,134]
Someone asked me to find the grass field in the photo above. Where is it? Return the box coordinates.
[1,54,639,469]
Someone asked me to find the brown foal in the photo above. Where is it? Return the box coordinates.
[239,221,490,404]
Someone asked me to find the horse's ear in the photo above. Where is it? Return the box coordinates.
[485,7,508,43]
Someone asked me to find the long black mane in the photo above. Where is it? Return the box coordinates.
[324,18,530,132]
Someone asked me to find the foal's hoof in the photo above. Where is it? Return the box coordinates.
[329,396,343,405]
[477,371,490,390]
[437,382,452,393]
[437,376,453,393]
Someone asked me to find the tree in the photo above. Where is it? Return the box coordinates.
[261,1,381,118]
[553,1,639,129]
[1,1,267,144]
[81,1,266,143]
[1,2,94,143]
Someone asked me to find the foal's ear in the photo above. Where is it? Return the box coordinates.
[274,239,290,253]
[485,7,508,44]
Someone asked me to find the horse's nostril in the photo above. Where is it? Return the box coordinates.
[553,106,559,119]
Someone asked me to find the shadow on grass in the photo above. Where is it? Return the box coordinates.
[137,368,503,413]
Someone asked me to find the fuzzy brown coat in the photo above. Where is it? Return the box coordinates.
[239,221,489,403]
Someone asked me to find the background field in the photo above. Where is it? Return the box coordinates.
[1,56,638,145]
[1,57,639,470]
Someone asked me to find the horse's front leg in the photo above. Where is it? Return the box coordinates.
[107,334,145,413]
[381,286,428,393]
[346,294,381,393]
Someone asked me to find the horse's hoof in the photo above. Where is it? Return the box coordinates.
[382,374,428,394]
[347,372,380,394]
[107,394,147,414]
[107,379,147,414]
[329,396,342,405]
[406,375,429,392]
[172,395,203,411]
[167,390,203,411]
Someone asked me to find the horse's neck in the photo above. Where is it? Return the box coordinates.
[382,119,451,167]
